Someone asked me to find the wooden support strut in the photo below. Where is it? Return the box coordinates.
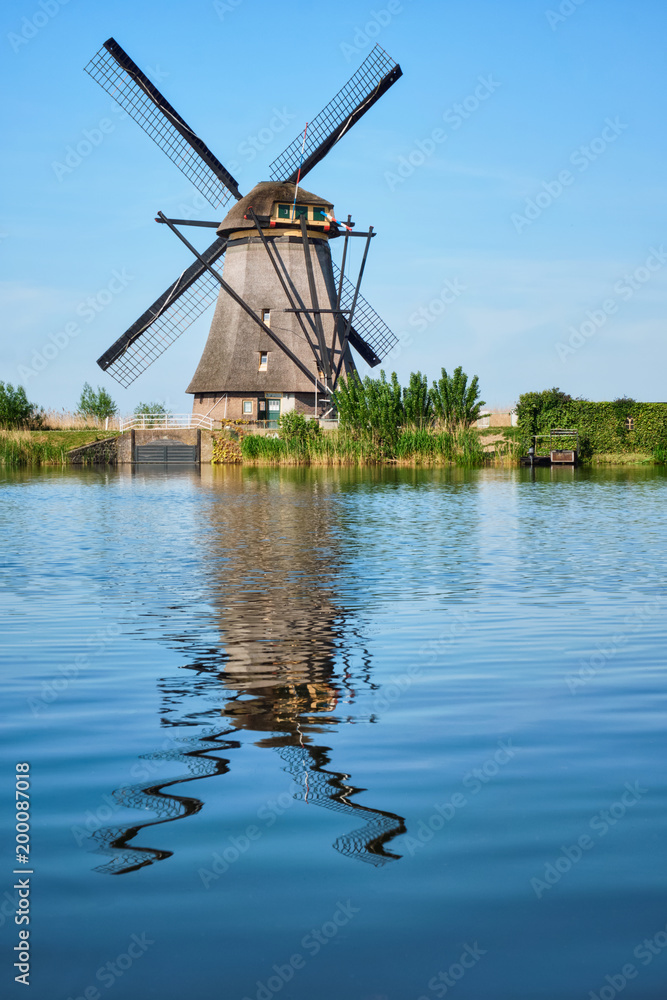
[156,212,329,396]
[331,215,352,366]
[299,215,331,382]
[245,207,321,370]
[332,226,374,388]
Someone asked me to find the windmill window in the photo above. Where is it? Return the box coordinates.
[258,352,268,371]
[626,416,635,431]
[262,309,271,326]
[278,204,308,220]
[313,207,327,221]
[242,400,253,415]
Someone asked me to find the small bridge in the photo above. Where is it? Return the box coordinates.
[119,413,214,431]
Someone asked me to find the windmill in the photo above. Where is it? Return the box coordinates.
[85,38,402,424]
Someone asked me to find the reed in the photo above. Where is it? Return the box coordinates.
[0,430,67,467]
[40,410,124,431]
[239,426,488,466]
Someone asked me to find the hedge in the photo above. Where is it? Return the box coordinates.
[516,389,667,456]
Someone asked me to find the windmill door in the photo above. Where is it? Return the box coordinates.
[266,396,281,429]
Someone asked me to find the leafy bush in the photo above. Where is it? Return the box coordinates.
[431,366,486,431]
[516,388,667,457]
[77,382,118,420]
[279,410,320,443]
[134,401,171,416]
[402,372,432,429]
[334,366,485,446]
[133,401,172,427]
[0,382,43,429]
[211,434,242,463]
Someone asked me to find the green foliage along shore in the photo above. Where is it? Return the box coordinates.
[239,369,489,466]
[516,388,667,461]
[0,382,43,429]
[240,425,487,466]
[334,367,486,453]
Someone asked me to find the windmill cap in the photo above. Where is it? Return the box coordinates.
[217,181,333,237]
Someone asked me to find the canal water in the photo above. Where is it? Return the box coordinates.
[2,465,667,1000]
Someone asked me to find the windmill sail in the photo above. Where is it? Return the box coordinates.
[331,261,397,366]
[84,38,242,208]
[97,238,227,387]
[269,45,402,184]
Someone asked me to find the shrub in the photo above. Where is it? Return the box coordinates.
[0,382,43,429]
[279,410,320,443]
[133,401,172,427]
[431,366,486,431]
[77,382,118,420]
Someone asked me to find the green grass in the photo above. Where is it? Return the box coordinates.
[0,429,120,467]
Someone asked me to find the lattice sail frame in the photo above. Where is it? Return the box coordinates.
[279,745,405,866]
[331,261,398,365]
[269,45,402,184]
[97,239,227,388]
[84,38,241,209]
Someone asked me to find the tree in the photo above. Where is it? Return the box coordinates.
[133,401,172,427]
[402,371,432,429]
[515,388,576,436]
[431,367,485,431]
[0,382,42,428]
[77,382,118,420]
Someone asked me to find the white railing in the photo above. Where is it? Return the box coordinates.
[120,413,214,432]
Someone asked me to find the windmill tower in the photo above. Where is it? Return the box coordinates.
[86,39,402,423]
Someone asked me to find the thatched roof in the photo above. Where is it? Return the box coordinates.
[217,181,333,237]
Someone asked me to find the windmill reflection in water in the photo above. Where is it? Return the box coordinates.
[90,474,406,875]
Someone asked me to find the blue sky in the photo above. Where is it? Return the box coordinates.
[2,0,666,413]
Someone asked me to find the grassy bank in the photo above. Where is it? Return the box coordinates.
[0,429,120,467]
[232,427,497,466]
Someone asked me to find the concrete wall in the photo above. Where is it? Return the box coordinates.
[116,429,215,463]
[68,436,119,464]
[475,411,518,429]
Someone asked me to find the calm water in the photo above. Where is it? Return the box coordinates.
[2,464,667,1000]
